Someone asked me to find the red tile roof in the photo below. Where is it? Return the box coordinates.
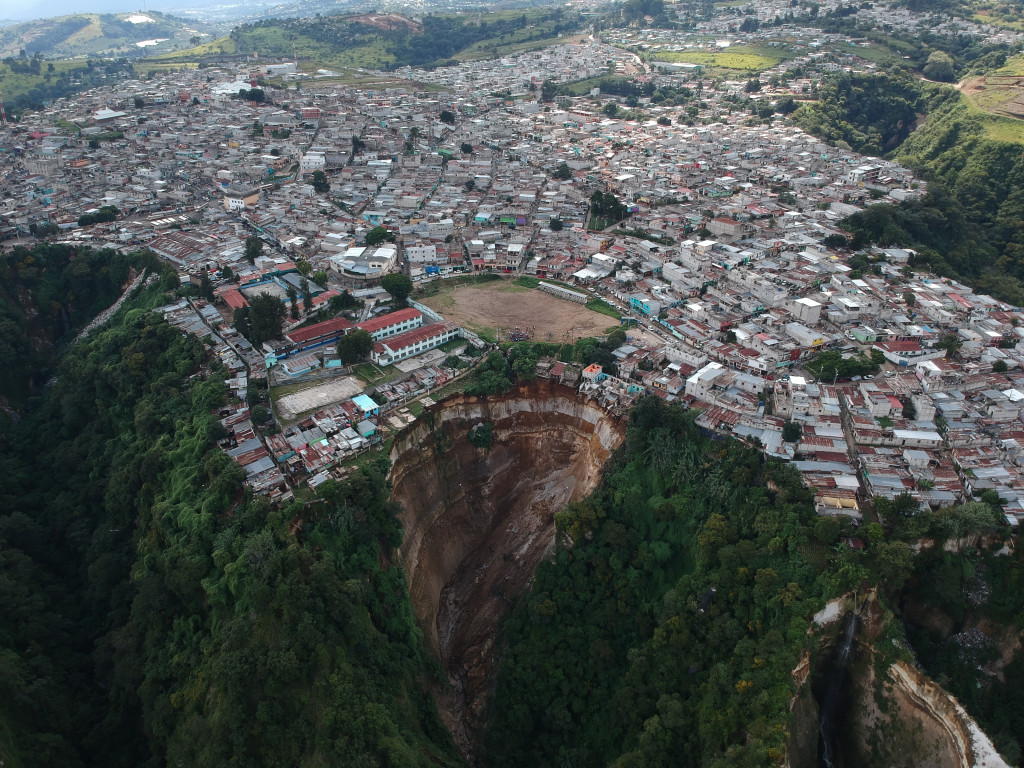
[374,322,457,354]
[286,316,354,345]
[221,288,249,311]
[357,307,422,334]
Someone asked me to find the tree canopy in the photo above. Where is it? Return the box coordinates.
[381,273,413,306]
[310,170,330,195]
[337,328,374,364]
[366,226,395,246]
[245,235,263,264]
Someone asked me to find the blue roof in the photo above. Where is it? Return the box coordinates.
[352,394,378,411]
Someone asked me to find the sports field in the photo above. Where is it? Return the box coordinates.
[420,280,613,342]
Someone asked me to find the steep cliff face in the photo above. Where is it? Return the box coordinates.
[390,380,625,757]
[789,592,1010,768]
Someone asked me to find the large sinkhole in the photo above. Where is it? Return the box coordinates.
[390,379,625,758]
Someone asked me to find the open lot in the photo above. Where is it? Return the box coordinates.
[276,376,364,421]
[420,280,615,342]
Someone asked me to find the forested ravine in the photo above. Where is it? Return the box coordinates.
[389,381,625,758]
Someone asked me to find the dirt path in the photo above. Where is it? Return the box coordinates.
[75,270,156,342]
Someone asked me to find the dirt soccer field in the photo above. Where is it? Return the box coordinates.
[420,281,614,341]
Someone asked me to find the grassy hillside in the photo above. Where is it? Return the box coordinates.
[0,11,215,59]
[0,56,135,116]
[146,9,582,74]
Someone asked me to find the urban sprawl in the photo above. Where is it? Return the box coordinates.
[4,2,1024,525]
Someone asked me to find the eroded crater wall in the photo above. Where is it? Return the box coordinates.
[389,379,624,756]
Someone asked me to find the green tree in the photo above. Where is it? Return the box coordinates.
[246,292,285,346]
[337,329,374,363]
[301,277,313,314]
[287,285,299,320]
[233,306,251,338]
[813,515,841,544]
[460,142,473,154]
[902,397,917,419]
[871,539,915,591]
[993,359,1009,373]
[311,170,330,194]
[549,218,564,232]
[775,95,797,114]
[782,421,802,442]
[199,270,215,302]
[935,333,962,357]
[923,51,956,83]
[245,235,263,264]
[366,226,394,246]
[381,273,413,307]
[554,162,572,180]
[439,110,456,125]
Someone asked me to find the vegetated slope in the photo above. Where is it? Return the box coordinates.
[3,246,1020,767]
[0,243,152,408]
[891,496,1024,765]
[0,56,136,116]
[487,398,840,767]
[485,397,1023,767]
[0,244,462,768]
[217,9,579,71]
[794,73,1024,305]
[792,72,922,155]
[0,12,210,59]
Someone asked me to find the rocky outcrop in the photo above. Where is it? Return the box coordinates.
[884,662,1009,768]
[789,590,1010,768]
[390,380,625,759]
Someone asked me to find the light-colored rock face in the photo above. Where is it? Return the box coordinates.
[791,591,1011,768]
[390,380,625,758]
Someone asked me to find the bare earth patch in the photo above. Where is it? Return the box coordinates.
[420,281,612,342]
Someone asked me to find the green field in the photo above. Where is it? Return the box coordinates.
[0,60,82,101]
[148,27,388,71]
[837,41,902,65]
[0,11,209,59]
[147,35,237,61]
[648,46,789,72]
[971,11,1024,30]
[991,54,1024,76]
[960,84,1024,144]
[977,113,1024,143]
[353,361,401,386]
[586,298,620,318]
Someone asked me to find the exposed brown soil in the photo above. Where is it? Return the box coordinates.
[420,282,614,342]
[348,13,424,33]
[389,380,624,761]
[961,74,1024,119]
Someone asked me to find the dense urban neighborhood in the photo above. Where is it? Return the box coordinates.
[6,27,1024,526]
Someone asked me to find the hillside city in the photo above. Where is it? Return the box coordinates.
[3,1,1024,533]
